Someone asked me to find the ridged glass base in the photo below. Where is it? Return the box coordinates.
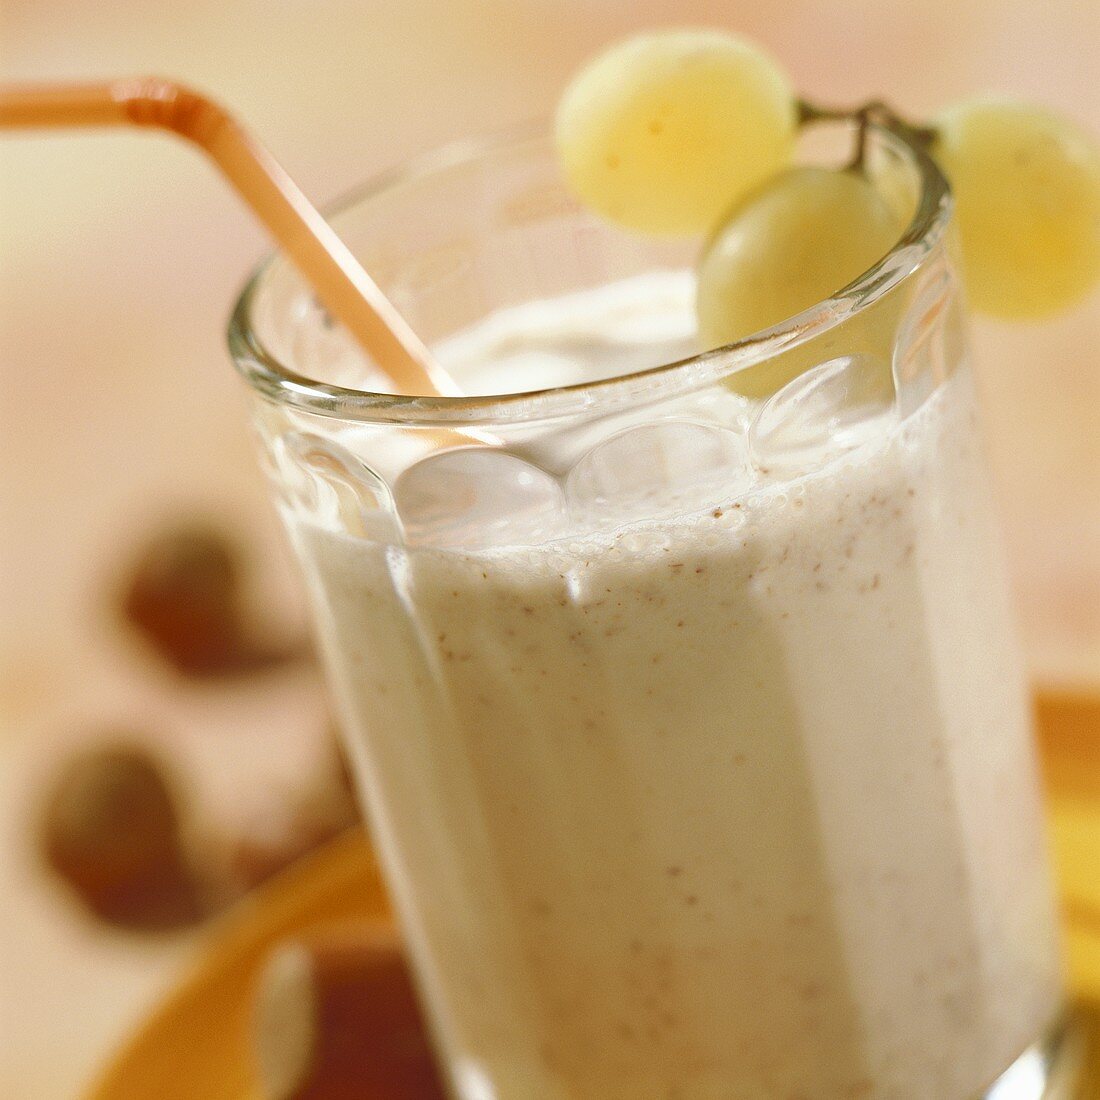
[982,1016,1086,1099]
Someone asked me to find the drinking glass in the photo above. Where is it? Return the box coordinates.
[229,121,1072,1099]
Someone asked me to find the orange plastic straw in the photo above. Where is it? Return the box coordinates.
[0,77,455,397]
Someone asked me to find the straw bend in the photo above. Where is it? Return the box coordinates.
[114,77,229,145]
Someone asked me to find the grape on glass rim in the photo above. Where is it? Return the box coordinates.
[554,29,797,236]
[696,165,906,397]
[932,97,1100,320]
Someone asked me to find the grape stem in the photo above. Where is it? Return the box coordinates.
[797,99,936,172]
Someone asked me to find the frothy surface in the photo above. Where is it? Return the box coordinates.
[438,271,699,394]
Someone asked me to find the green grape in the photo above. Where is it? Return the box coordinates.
[554,29,796,237]
[932,98,1100,319]
[696,166,905,397]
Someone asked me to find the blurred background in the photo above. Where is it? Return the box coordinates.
[2,0,1098,1095]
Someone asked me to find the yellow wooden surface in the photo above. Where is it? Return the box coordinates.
[90,691,1100,1100]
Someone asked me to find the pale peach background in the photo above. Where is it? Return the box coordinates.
[2,0,1099,1095]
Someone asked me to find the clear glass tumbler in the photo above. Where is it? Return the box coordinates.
[229,122,1072,1098]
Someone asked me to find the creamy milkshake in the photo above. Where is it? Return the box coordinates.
[274,270,1064,1098]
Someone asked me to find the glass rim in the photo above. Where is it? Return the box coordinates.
[227,118,952,427]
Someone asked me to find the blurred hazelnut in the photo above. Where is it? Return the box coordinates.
[119,524,306,677]
[39,743,204,930]
[252,922,444,1100]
